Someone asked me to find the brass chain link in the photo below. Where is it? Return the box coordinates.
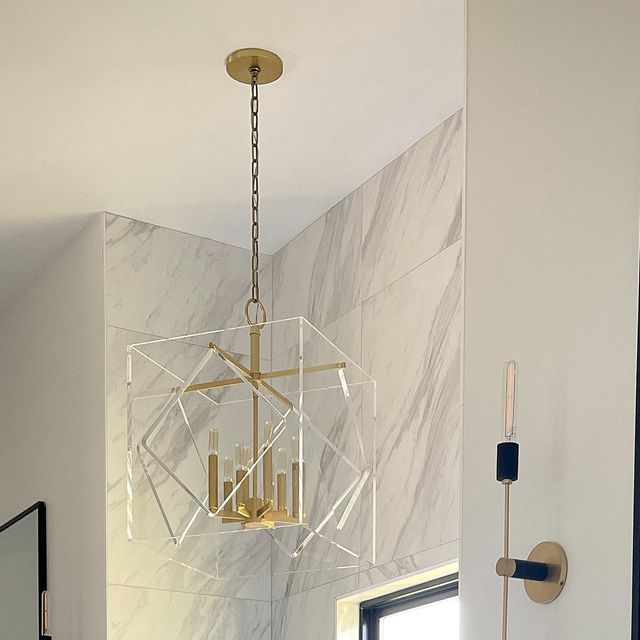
[249,67,260,308]
[243,66,267,325]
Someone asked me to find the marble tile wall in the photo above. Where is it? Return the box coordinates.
[107,215,272,340]
[271,109,463,633]
[105,215,273,638]
[271,542,459,640]
[109,584,270,640]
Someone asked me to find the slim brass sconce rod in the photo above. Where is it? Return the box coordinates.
[502,481,510,640]
[495,361,568,638]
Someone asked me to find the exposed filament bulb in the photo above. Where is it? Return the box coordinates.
[503,360,517,441]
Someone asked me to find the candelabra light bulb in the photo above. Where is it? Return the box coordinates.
[209,428,219,454]
[235,443,247,470]
[277,447,287,474]
[242,444,251,469]
[292,435,299,462]
[223,456,233,482]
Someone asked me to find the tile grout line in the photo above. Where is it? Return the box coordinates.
[108,581,272,603]
[360,236,463,307]
[269,538,461,604]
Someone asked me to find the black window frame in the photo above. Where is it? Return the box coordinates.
[360,573,459,640]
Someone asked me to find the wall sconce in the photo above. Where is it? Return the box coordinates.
[495,361,568,638]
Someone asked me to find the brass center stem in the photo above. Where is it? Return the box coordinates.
[250,325,261,499]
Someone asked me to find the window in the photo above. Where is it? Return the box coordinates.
[360,574,459,640]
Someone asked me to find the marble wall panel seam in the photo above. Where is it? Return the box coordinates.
[361,237,463,307]
[108,582,271,603]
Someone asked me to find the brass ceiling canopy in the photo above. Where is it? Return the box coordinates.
[225,48,283,85]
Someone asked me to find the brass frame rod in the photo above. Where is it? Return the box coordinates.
[173,361,347,394]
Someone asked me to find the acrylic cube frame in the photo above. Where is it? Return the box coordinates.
[126,317,376,579]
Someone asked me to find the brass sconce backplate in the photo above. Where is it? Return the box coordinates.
[524,542,568,604]
[226,48,283,84]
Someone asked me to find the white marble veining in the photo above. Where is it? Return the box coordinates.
[105,215,275,640]
[270,112,463,639]
[272,574,359,640]
[106,214,272,356]
[356,540,459,591]
[361,110,463,300]
[271,542,459,640]
[363,241,462,564]
[109,584,270,640]
[269,306,367,600]
[272,189,361,332]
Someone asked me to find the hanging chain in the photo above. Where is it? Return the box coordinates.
[250,68,260,305]
[245,67,267,325]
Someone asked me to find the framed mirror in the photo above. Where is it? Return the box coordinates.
[0,502,49,639]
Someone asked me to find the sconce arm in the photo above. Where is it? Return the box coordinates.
[496,557,550,582]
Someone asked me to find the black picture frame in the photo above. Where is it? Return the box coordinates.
[359,573,458,640]
[0,501,48,640]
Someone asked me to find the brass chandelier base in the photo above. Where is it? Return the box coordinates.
[204,322,341,530]
[225,48,283,84]
[216,498,299,530]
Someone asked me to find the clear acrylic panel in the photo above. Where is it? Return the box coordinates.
[127,317,375,580]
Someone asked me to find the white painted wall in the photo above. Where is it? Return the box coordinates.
[0,216,106,639]
[463,1,640,638]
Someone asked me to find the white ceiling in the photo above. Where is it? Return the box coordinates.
[0,0,463,311]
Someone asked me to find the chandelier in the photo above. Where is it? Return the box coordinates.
[126,49,376,577]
